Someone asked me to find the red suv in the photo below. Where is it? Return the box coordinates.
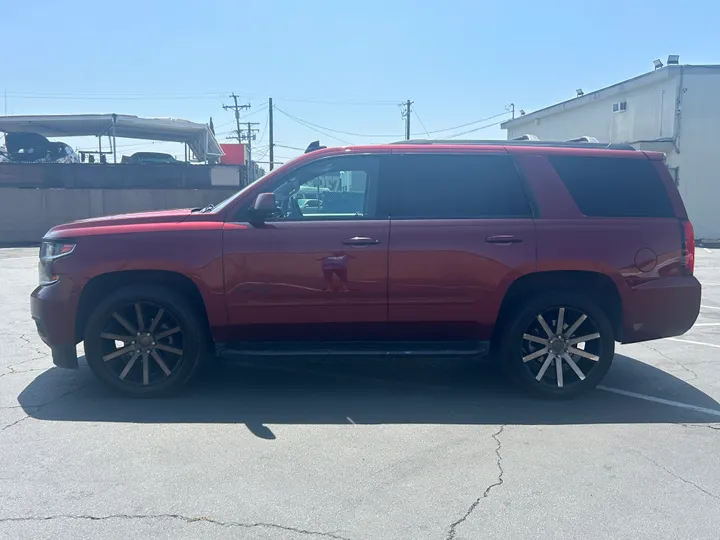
[30,139,701,398]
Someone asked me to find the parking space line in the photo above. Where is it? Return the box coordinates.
[0,256,37,262]
[701,305,720,310]
[666,337,720,348]
[597,385,720,418]
[692,323,720,327]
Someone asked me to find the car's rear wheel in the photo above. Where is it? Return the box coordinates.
[84,285,208,397]
[499,292,615,398]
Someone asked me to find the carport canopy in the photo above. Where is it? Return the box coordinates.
[0,113,223,162]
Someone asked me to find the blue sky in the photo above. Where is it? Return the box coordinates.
[2,0,719,163]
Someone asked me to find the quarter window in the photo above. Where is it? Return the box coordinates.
[549,156,675,218]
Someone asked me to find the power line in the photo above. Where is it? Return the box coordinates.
[268,106,511,139]
[7,93,227,101]
[5,92,400,106]
[274,107,395,138]
[275,143,305,151]
[274,107,354,145]
[419,111,511,135]
[443,118,508,139]
[412,105,430,138]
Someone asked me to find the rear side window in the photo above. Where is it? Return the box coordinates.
[549,155,675,218]
[387,154,532,219]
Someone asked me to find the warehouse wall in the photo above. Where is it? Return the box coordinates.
[671,68,720,239]
[504,65,720,239]
[506,69,679,143]
[0,188,238,244]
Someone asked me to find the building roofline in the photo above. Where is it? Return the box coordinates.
[501,64,720,129]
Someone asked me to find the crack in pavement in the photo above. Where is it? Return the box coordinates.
[0,382,89,433]
[445,425,505,540]
[0,366,47,379]
[641,343,698,381]
[634,450,720,502]
[18,334,50,358]
[682,423,720,432]
[0,514,351,539]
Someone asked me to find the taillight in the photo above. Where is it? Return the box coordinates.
[681,219,695,275]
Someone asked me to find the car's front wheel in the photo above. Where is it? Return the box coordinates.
[499,291,615,398]
[84,285,208,397]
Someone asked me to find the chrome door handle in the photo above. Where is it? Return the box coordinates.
[486,235,523,244]
[342,237,380,246]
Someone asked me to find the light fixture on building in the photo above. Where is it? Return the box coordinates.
[520,109,526,116]
[576,89,584,97]
[667,54,680,65]
[653,59,664,69]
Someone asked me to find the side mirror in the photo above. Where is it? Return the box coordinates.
[253,192,277,212]
[249,192,277,225]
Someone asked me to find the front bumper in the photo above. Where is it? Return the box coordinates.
[30,277,81,369]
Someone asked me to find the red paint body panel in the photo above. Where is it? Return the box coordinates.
[31,142,701,356]
[388,219,536,339]
[222,220,389,329]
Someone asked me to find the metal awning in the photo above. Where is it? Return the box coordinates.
[0,114,223,162]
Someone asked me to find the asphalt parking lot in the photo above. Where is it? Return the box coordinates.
[1,247,720,540]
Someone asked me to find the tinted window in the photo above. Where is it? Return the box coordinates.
[549,156,675,218]
[388,154,532,219]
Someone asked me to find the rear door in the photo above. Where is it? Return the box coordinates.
[385,151,537,340]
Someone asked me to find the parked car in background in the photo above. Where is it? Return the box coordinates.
[121,151,180,164]
[31,139,700,398]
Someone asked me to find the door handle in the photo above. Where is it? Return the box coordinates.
[486,235,523,244]
[342,236,380,246]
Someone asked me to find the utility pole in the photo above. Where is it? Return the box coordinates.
[509,103,515,119]
[268,97,275,171]
[222,93,250,144]
[400,99,413,140]
[242,122,260,184]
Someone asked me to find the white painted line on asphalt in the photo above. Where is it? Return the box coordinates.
[704,248,713,253]
[701,305,720,310]
[597,385,720,418]
[692,323,720,327]
[0,256,37,262]
[666,337,720,348]
[346,416,356,425]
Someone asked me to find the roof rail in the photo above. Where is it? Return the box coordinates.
[391,139,636,151]
[565,136,599,143]
[510,134,539,141]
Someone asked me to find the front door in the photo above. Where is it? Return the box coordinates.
[222,154,389,341]
[385,152,537,340]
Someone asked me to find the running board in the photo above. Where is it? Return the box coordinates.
[218,340,489,358]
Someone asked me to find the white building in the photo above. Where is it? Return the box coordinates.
[501,60,720,240]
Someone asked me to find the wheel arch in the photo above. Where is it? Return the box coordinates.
[75,270,211,343]
[493,270,623,347]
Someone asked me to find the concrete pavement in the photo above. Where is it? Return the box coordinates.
[1,247,719,540]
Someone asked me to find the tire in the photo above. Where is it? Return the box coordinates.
[498,291,615,399]
[83,285,209,397]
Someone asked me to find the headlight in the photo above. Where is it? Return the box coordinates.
[38,241,76,285]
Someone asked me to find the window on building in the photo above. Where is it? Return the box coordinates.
[387,154,532,219]
[549,156,675,218]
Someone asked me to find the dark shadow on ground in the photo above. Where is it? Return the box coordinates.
[17,353,720,435]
